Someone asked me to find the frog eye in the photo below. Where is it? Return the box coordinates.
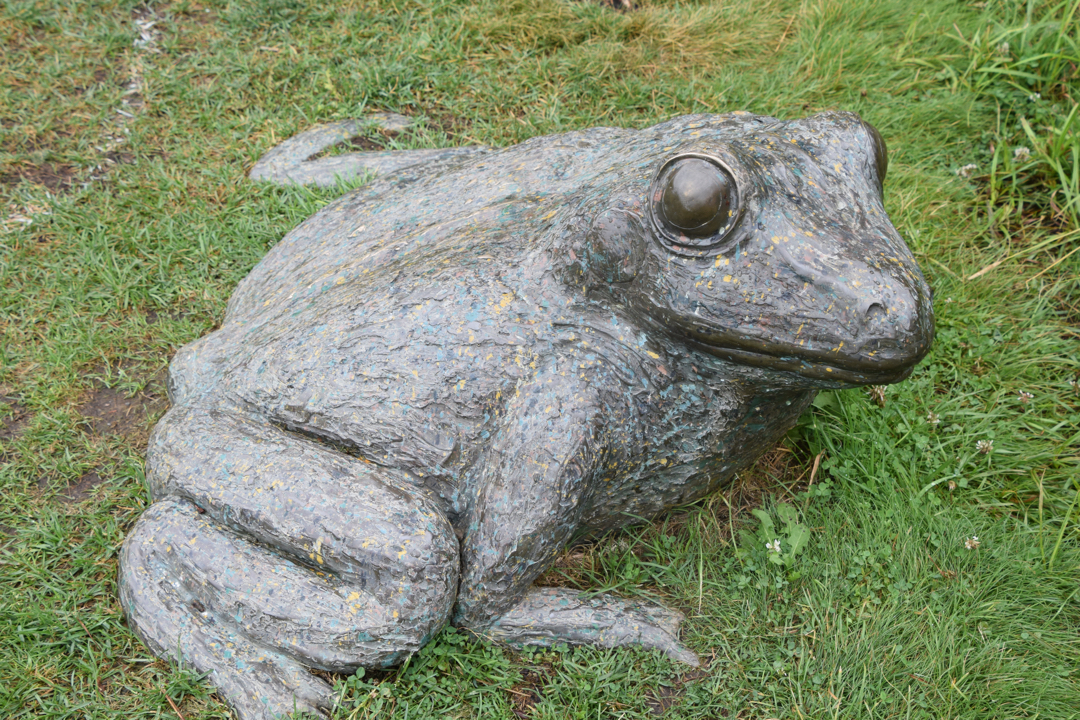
[649,154,741,252]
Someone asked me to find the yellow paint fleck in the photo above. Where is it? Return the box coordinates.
[723,275,732,282]
[647,351,660,359]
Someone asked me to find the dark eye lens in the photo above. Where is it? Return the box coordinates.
[660,159,730,232]
[650,154,740,251]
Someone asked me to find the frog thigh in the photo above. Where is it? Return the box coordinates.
[120,404,459,718]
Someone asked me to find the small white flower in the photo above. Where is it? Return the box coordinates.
[944,297,954,304]
[977,439,993,455]
[1029,93,1041,102]
[1018,390,1033,404]
[965,536,981,550]
[948,480,957,491]
[957,164,978,178]
[996,42,1010,55]
[766,539,781,553]
[927,411,941,426]
[1013,146,1031,162]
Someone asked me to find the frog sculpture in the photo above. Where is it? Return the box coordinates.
[119,110,933,719]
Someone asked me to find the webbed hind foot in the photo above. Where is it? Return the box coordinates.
[249,113,489,187]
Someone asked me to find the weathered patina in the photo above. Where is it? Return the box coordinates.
[120,110,933,719]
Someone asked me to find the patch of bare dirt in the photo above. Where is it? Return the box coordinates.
[0,394,30,441]
[79,369,167,439]
[507,664,552,718]
[58,471,107,504]
[0,162,78,191]
[645,666,709,716]
[646,681,682,715]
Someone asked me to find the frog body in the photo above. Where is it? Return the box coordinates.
[120,111,932,720]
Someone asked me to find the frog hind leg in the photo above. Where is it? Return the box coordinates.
[120,500,341,719]
[119,403,459,719]
[249,113,490,187]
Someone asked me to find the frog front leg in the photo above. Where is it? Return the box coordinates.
[453,359,699,665]
[119,404,459,720]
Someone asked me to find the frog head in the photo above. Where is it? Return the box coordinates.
[573,111,933,387]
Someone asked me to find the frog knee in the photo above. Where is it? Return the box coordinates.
[164,330,232,405]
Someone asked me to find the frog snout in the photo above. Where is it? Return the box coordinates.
[845,269,933,365]
[778,244,930,362]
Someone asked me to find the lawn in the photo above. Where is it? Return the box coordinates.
[1,0,1077,718]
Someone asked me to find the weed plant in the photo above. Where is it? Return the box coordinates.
[1,0,1077,718]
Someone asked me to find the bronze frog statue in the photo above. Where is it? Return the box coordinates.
[120,110,933,719]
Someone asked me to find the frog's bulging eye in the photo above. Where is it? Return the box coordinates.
[659,159,730,232]
[650,154,741,252]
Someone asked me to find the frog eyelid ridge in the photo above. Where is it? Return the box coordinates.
[647,152,744,258]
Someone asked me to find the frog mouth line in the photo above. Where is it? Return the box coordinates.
[685,330,923,385]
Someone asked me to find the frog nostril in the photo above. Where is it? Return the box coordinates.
[862,302,887,333]
[866,303,886,320]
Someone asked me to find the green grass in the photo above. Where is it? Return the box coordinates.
[1,0,1077,717]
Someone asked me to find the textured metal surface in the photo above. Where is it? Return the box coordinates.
[120,110,933,719]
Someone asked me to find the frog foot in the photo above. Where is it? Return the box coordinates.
[249,114,489,187]
[119,404,460,720]
[478,587,700,666]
